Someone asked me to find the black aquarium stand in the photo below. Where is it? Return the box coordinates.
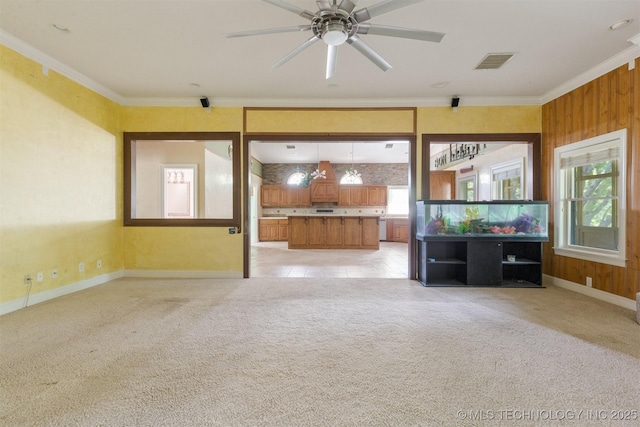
[417,236,545,287]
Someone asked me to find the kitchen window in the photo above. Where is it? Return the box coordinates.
[553,129,626,267]
[387,186,409,216]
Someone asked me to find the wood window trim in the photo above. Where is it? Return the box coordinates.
[421,133,542,201]
[123,131,241,227]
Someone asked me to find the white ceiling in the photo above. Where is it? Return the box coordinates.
[1,0,638,164]
[1,0,638,108]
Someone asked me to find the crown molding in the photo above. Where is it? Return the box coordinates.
[2,28,637,109]
[0,29,126,105]
[541,41,640,104]
[122,95,542,108]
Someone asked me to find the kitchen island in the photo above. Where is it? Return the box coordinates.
[288,215,380,250]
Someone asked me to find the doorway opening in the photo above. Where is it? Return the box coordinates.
[243,134,417,279]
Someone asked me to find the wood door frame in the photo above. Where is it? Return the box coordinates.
[421,133,542,200]
[243,133,418,279]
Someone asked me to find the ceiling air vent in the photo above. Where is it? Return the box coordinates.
[286,144,296,149]
[385,143,394,149]
[475,53,515,70]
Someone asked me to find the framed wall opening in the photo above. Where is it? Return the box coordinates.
[243,134,417,280]
[421,133,542,201]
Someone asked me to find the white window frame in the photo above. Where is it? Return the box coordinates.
[553,129,627,267]
[458,172,477,201]
[287,171,306,185]
[339,173,363,185]
[490,158,525,200]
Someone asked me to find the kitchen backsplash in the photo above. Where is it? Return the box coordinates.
[262,207,387,217]
[262,163,408,186]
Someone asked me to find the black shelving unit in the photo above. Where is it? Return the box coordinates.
[417,237,544,287]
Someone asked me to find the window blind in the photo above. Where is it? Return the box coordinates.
[492,166,520,181]
[560,146,619,169]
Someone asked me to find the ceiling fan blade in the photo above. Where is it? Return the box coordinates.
[225,25,311,38]
[338,0,360,14]
[346,35,391,72]
[264,0,316,20]
[353,0,423,23]
[272,35,321,69]
[357,23,444,42]
[326,45,338,79]
[316,1,333,11]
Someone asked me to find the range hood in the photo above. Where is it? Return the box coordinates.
[310,160,339,203]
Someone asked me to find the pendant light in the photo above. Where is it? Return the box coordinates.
[343,143,362,184]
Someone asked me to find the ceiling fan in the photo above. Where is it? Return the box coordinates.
[225,0,445,79]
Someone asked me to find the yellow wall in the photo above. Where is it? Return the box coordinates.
[245,108,416,133]
[119,106,244,274]
[0,43,543,307]
[415,106,541,195]
[0,45,122,304]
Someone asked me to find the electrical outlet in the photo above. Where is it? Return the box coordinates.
[97,260,102,268]
[24,275,32,286]
[79,262,85,272]
[37,272,43,282]
[51,269,58,279]
[586,276,593,287]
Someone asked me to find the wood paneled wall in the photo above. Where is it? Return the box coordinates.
[541,58,639,300]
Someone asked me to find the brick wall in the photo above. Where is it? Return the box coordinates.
[262,163,408,186]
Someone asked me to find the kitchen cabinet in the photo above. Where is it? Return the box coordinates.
[339,186,368,206]
[366,185,388,206]
[264,183,385,207]
[325,217,344,246]
[289,217,308,246]
[282,186,311,206]
[278,220,289,241]
[338,185,387,207]
[361,217,380,247]
[260,185,282,207]
[260,185,311,207]
[307,217,326,246]
[343,217,361,247]
[288,216,379,250]
[258,218,289,241]
[386,218,409,243]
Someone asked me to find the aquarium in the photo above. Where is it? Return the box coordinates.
[417,200,548,240]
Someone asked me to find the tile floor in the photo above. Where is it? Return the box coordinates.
[250,241,409,278]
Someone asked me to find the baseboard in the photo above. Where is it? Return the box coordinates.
[1,269,243,316]
[123,270,243,279]
[0,270,124,316]
[544,274,637,311]
[2,271,633,315]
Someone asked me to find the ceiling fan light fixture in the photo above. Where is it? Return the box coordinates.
[323,24,348,46]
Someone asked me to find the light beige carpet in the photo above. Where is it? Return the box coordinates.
[1,278,638,426]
